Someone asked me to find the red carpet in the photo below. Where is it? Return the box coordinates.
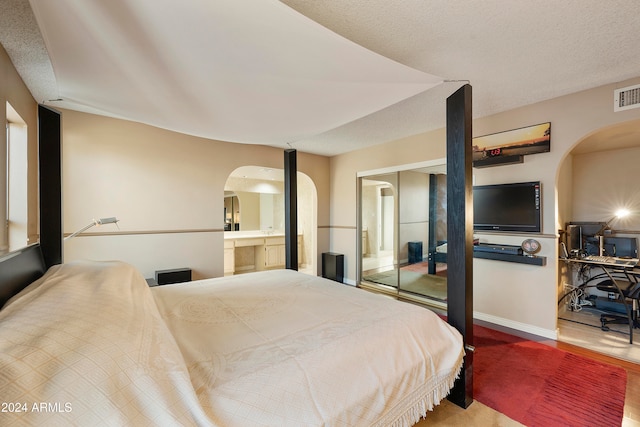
[473,325,627,427]
[401,261,447,277]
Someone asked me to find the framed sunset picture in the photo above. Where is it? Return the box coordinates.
[472,122,550,161]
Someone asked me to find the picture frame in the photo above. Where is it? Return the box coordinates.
[472,122,551,162]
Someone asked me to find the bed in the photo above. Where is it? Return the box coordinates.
[0,245,464,426]
[1,85,473,424]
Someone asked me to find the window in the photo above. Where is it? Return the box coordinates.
[4,102,28,254]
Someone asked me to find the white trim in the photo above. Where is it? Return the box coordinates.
[474,311,558,340]
[356,157,447,178]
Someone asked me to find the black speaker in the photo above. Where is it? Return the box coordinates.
[155,268,192,285]
[473,154,523,168]
[408,241,423,264]
[473,243,523,255]
[322,252,344,283]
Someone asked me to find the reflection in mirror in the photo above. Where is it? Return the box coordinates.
[224,194,240,231]
[398,169,447,304]
[359,162,448,305]
[360,173,398,290]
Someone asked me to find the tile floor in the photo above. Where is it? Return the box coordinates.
[557,304,640,364]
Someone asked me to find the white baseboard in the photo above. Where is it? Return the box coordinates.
[474,311,558,340]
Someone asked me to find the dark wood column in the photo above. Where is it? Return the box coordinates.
[38,105,62,268]
[284,149,298,270]
[446,84,474,408]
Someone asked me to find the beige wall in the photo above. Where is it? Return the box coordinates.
[0,44,38,246]
[61,109,330,279]
[330,76,640,338]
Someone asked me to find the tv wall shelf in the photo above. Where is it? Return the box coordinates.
[473,250,546,266]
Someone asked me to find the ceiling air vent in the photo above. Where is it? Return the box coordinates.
[614,83,640,112]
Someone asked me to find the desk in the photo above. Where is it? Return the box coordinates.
[560,257,639,344]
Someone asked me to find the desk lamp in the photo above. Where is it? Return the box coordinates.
[64,217,119,240]
[595,209,629,255]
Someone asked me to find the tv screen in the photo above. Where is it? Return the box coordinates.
[473,181,541,233]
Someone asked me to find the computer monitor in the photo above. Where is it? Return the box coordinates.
[569,221,607,237]
[567,224,582,252]
[585,236,638,257]
[567,222,638,257]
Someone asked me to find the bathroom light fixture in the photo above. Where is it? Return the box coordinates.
[64,217,119,240]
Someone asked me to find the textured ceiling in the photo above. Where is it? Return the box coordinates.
[2,0,640,156]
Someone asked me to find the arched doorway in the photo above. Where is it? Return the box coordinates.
[556,118,640,359]
[223,166,317,275]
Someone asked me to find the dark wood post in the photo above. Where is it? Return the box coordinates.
[38,105,62,268]
[284,149,298,270]
[446,84,474,408]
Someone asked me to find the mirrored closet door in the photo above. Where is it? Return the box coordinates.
[359,162,448,306]
[360,173,398,291]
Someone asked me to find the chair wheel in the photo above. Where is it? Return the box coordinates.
[601,325,610,332]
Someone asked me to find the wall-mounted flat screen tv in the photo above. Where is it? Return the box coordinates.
[473,181,541,233]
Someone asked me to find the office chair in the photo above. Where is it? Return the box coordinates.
[597,278,640,332]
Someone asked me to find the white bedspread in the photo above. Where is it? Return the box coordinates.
[152,270,464,427]
[0,261,213,427]
[0,262,463,427]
